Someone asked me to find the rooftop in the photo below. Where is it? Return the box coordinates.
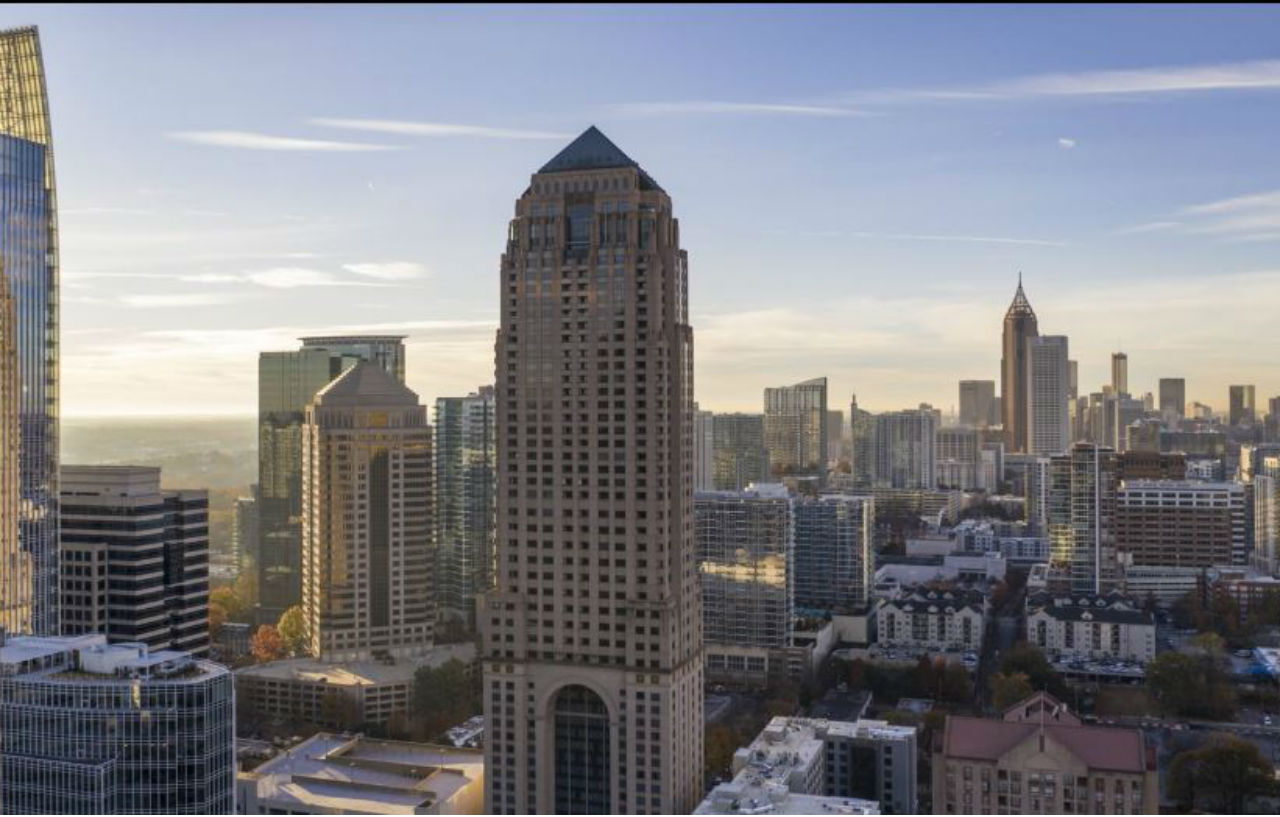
[695,780,880,815]
[537,125,662,190]
[236,642,475,686]
[0,634,221,684]
[311,359,419,408]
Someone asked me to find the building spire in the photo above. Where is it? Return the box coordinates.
[1006,273,1035,318]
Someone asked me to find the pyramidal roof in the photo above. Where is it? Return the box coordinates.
[1006,274,1036,318]
[313,360,419,408]
[538,126,662,191]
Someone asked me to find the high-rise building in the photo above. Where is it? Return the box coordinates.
[764,377,829,479]
[1068,359,1078,402]
[1048,444,1120,594]
[959,380,997,429]
[479,127,703,814]
[826,409,845,463]
[1111,351,1129,396]
[1117,480,1245,567]
[0,27,59,636]
[256,335,406,624]
[711,412,768,491]
[301,361,434,662]
[793,495,873,615]
[0,633,235,814]
[936,426,982,490]
[1229,384,1257,427]
[874,408,937,489]
[694,404,714,491]
[1001,277,1039,454]
[849,395,876,488]
[232,487,258,576]
[0,265,23,635]
[1159,377,1185,420]
[434,386,496,632]
[59,466,210,656]
[1026,336,1070,455]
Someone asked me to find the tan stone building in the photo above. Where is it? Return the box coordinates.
[933,692,1157,814]
[479,127,703,814]
[301,361,434,662]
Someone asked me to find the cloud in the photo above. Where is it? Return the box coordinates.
[309,118,570,139]
[609,101,877,118]
[61,207,154,216]
[850,232,1067,247]
[1176,189,1280,240]
[341,261,430,281]
[1112,221,1182,235]
[1057,137,1076,149]
[167,130,396,151]
[119,292,236,308]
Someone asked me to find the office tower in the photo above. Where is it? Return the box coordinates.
[434,386,496,632]
[257,335,406,624]
[1048,443,1120,594]
[980,441,1005,493]
[711,412,768,491]
[1068,359,1078,401]
[793,495,873,615]
[936,426,982,490]
[1159,378,1186,420]
[1024,456,1051,536]
[0,268,23,635]
[1001,277,1039,454]
[1026,336,1070,455]
[1254,457,1280,576]
[1267,396,1280,439]
[695,485,792,675]
[0,27,58,636]
[479,127,703,814]
[1230,384,1257,426]
[0,633,234,814]
[693,404,714,491]
[764,377,828,478]
[301,362,433,662]
[849,395,876,488]
[1117,480,1245,567]
[826,409,845,462]
[1111,351,1129,396]
[232,487,258,575]
[59,466,210,656]
[959,379,996,429]
[874,408,937,489]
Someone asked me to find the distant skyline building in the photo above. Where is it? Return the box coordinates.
[1001,277,1039,455]
[1159,377,1186,420]
[694,404,714,491]
[1026,335,1070,455]
[60,465,210,656]
[1229,384,1256,426]
[479,127,704,814]
[712,412,769,491]
[301,361,434,662]
[1111,351,1129,396]
[232,487,258,575]
[0,27,60,636]
[764,377,829,479]
[849,394,876,488]
[936,426,982,490]
[874,408,937,490]
[256,335,406,624]
[826,409,845,462]
[1049,443,1120,594]
[434,385,496,632]
[958,379,997,429]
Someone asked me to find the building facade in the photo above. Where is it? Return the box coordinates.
[1158,378,1185,420]
[0,633,234,814]
[874,409,937,490]
[0,27,59,636]
[1048,444,1121,594]
[1116,480,1245,567]
[693,405,714,491]
[711,412,768,491]
[764,377,829,479]
[1026,593,1156,663]
[1110,352,1128,397]
[850,395,876,489]
[793,494,874,615]
[478,127,704,814]
[1026,336,1070,456]
[1001,279,1039,455]
[301,361,434,662]
[1229,384,1256,426]
[60,465,210,656]
[959,380,998,429]
[936,426,982,490]
[435,386,496,631]
[877,588,986,653]
[231,488,258,575]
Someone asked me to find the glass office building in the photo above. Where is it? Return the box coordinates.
[0,27,59,636]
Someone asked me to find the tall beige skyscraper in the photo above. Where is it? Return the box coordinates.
[479,127,703,814]
[1111,351,1129,396]
[301,361,434,662]
[1001,277,1038,454]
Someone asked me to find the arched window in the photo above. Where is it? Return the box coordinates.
[552,684,611,813]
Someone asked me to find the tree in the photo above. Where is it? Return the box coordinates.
[999,642,1067,698]
[1169,734,1278,814]
[411,659,478,741]
[705,724,739,781]
[276,606,307,656]
[990,672,1034,711]
[250,624,287,663]
[1146,651,1236,720]
[209,603,228,641]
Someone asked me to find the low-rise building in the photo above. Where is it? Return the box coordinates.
[877,588,986,653]
[1025,593,1156,663]
[932,692,1158,814]
[237,732,484,814]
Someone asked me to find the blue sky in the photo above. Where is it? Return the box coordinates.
[12,4,1280,416]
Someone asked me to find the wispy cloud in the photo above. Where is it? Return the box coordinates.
[1177,189,1280,240]
[341,261,430,281]
[1057,137,1076,149]
[850,231,1068,247]
[609,101,877,118]
[1112,221,1182,235]
[120,292,236,308]
[167,130,396,151]
[310,118,570,139]
[176,267,402,289]
[61,207,154,216]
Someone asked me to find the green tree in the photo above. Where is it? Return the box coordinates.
[1146,651,1236,720]
[1169,734,1278,814]
[990,672,1034,711]
[705,724,739,781]
[276,605,307,656]
[411,659,478,741]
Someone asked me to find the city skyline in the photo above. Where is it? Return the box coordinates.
[5,6,1280,417]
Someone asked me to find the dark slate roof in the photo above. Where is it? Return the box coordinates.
[313,360,419,408]
[537,126,662,191]
[1031,605,1154,625]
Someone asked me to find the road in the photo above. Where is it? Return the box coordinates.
[975,570,1028,711]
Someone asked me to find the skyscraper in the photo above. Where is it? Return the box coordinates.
[793,494,873,615]
[712,412,769,491]
[1159,377,1185,420]
[1111,351,1128,396]
[0,266,23,635]
[232,487,258,575]
[435,386,496,632]
[1048,443,1120,594]
[1229,384,1256,427]
[849,395,876,488]
[1001,277,1039,455]
[764,377,829,479]
[301,361,434,662]
[479,127,703,814]
[0,27,59,636]
[874,408,937,489]
[826,409,845,462]
[1026,335,1070,455]
[256,335,406,624]
[958,380,996,428]
[693,404,714,491]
